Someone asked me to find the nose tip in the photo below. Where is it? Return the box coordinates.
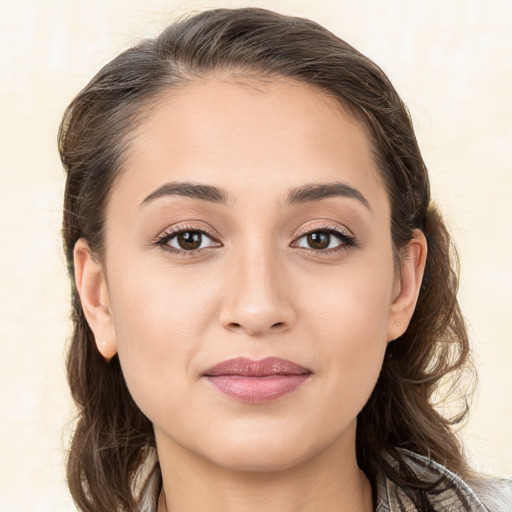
[218,264,296,337]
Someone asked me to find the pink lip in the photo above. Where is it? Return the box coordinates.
[203,357,312,404]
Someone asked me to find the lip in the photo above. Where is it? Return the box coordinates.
[203,357,312,405]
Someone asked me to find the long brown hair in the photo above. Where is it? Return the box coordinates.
[59,7,474,511]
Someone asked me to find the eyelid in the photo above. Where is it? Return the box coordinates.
[151,223,222,255]
[291,222,358,254]
[294,222,354,240]
[151,221,220,243]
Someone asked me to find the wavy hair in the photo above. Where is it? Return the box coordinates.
[59,7,474,511]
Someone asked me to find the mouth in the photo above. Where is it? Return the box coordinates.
[203,357,312,405]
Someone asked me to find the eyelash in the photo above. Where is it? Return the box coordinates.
[152,223,357,257]
[152,224,221,257]
[293,224,357,255]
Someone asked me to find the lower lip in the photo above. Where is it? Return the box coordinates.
[205,374,311,404]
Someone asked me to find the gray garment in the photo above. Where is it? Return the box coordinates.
[139,449,512,511]
[376,449,512,511]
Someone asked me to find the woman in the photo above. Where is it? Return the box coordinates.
[58,7,511,512]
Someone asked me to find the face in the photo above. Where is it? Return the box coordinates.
[78,76,423,473]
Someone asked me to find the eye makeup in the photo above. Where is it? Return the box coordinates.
[150,221,359,258]
[291,223,358,256]
[151,223,222,257]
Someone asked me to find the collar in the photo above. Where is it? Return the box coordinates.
[375,449,489,511]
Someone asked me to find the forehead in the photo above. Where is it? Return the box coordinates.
[109,75,387,215]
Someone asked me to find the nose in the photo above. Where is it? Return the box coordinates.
[219,245,296,337]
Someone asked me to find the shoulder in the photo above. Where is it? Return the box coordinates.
[376,448,512,511]
[465,474,512,512]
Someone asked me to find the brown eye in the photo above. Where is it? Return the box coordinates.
[163,230,218,252]
[294,228,354,252]
[306,232,330,250]
[176,231,203,250]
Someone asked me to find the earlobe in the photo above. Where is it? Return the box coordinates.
[73,238,117,361]
[387,229,427,341]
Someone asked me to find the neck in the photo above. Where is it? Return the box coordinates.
[155,422,373,512]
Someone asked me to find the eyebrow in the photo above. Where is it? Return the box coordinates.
[285,182,371,210]
[140,182,229,207]
[140,180,371,211]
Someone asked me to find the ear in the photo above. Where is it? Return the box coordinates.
[387,229,427,341]
[73,238,117,361]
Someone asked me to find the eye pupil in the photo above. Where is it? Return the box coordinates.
[178,231,202,250]
[307,232,330,250]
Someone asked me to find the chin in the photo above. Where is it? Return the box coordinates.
[198,428,321,473]
[213,446,308,473]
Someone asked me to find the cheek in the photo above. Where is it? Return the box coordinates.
[106,262,216,419]
[298,259,394,408]
[301,258,394,345]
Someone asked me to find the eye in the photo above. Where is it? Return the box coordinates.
[293,226,356,253]
[154,226,221,255]
[168,230,211,251]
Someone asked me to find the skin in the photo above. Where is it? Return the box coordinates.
[74,76,426,512]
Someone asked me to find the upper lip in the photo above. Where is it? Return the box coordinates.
[204,357,312,377]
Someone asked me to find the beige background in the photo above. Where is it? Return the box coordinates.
[0,0,510,510]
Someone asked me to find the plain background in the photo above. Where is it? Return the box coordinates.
[0,0,510,510]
